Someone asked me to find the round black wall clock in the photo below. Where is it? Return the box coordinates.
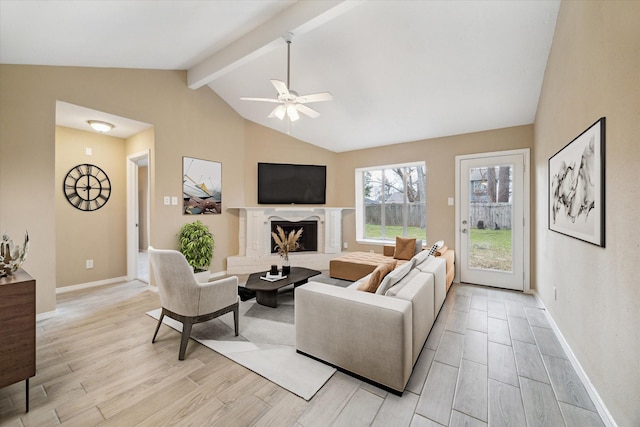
[63,163,111,211]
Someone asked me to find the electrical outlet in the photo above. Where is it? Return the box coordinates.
[86,259,94,269]
[448,197,454,206]
[163,196,170,205]
[85,147,93,156]
[343,242,348,249]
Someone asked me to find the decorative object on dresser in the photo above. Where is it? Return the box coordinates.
[0,269,36,412]
[0,231,29,277]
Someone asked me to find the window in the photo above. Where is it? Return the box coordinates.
[355,162,426,243]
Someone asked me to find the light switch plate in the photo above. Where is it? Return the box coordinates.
[448,197,454,206]
[171,197,178,205]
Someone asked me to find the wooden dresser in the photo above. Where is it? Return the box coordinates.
[0,269,36,412]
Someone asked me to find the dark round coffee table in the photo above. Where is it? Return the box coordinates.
[244,267,321,308]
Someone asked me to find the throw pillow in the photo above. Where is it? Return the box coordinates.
[435,245,448,257]
[376,258,416,295]
[394,237,416,260]
[357,260,396,293]
[414,239,423,255]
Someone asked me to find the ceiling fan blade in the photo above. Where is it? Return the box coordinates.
[240,97,280,103]
[270,80,290,97]
[296,92,333,104]
[296,103,320,118]
[268,105,286,120]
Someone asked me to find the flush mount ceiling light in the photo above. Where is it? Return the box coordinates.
[87,120,114,133]
[241,32,333,123]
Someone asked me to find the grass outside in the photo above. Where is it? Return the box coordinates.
[468,228,512,271]
[365,224,426,240]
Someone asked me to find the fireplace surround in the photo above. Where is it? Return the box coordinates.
[226,207,351,274]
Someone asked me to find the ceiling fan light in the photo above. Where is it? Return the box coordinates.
[87,120,114,133]
[287,104,300,122]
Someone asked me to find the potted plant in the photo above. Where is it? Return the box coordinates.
[178,220,214,280]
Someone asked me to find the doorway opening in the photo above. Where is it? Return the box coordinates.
[127,151,151,283]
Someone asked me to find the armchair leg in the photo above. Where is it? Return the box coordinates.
[233,303,239,336]
[152,309,166,343]
[179,318,194,360]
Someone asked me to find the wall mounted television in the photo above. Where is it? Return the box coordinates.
[258,162,326,204]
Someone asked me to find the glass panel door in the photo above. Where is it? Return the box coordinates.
[459,153,525,290]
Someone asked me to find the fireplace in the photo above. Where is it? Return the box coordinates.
[270,220,318,253]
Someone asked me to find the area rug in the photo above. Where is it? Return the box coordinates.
[146,275,348,400]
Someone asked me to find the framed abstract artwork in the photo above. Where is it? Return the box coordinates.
[549,117,605,247]
[182,157,222,215]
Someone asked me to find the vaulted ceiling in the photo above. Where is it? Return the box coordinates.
[0,0,560,152]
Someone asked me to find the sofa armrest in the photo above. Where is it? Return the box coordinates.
[295,282,413,392]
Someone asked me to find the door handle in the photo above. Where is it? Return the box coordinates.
[462,228,467,234]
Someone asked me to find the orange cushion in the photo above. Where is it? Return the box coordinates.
[357,260,397,293]
[393,237,416,260]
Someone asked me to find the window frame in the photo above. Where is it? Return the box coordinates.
[355,161,427,245]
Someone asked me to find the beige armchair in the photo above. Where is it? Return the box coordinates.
[148,247,239,360]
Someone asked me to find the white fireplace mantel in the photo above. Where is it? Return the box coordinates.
[226,206,352,274]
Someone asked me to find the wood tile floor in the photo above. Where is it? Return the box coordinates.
[0,280,605,426]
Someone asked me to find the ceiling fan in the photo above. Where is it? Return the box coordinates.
[241,32,333,122]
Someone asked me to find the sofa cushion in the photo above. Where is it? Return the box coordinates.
[357,260,396,293]
[384,269,419,297]
[411,249,433,267]
[376,257,416,295]
[393,237,416,260]
[414,239,423,255]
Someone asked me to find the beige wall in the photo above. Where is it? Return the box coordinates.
[534,1,640,425]
[335,125,533,256]
[55,126,127,287]
[0,65,245,313]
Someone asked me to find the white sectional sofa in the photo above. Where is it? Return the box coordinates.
[295,252,447,393]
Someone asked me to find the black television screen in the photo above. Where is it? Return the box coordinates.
[258,162,326,204]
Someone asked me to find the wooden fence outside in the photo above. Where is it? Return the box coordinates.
[469,202,512,230]
[365,203,426,228]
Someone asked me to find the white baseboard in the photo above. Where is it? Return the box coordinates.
[56,276,128,294]
[36,309,58,321]
[532,291,617,427]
